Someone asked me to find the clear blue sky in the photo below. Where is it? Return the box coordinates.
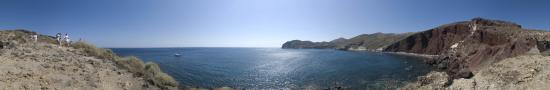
[1,0,549,48]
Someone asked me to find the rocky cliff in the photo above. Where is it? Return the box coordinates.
[0,30,178,90]
[384,18,550,79]
[399,55,550,90]
[280,18,550,89]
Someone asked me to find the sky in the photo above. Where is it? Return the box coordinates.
[1,0,549,48]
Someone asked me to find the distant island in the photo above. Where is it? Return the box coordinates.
[283,17,550,89]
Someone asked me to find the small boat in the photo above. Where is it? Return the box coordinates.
[174,53,182,57]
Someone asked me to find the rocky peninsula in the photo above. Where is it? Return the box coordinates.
[282,32,414,51]
[283,18,550,89]
[0,30,178,90]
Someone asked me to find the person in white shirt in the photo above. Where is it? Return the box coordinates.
[56,33,62,46]
[64,33,71,46]
[30,34,38,42]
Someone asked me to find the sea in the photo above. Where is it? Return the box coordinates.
[110,48,431,89]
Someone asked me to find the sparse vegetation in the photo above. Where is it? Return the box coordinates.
[71,41,117,60]
[37,33,180,89]
[0,30,179,89]
[117,56,146,76]
[117,57,179,89]
[145,62,179,88]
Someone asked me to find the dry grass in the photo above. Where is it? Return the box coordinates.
[117,56,146,76]
[2,29,179,89]
[145,62,179,88]
[69,39,178,89]
[71,41,117,60]
[117,57,179,89]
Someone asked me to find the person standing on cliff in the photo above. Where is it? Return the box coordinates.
[56,33,62,46]
[64,33,71,46]
[30,34,38,42]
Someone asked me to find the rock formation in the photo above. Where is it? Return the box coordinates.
[399,55,550,90]
[384,17,550,79]
[392,18,550,89]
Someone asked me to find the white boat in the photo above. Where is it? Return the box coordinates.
[174,53,181,57]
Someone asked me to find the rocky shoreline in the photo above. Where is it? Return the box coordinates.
[383,52,439,59]
[399,55,550,90]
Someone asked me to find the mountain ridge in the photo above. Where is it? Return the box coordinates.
[281,32,415,51]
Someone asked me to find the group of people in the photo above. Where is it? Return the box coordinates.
[29,33,72,47]
[56,33,71,46]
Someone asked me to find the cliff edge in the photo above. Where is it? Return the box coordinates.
[392,18,550,89]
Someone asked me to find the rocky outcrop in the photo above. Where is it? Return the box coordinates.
[399,55,550,90]
[384,18,550,79]
[0,30,178,90]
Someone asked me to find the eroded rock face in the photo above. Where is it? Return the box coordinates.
[384,18,550,79]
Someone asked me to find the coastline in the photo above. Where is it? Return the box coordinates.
[340,48,439,60]
[283,18,550,89]
[382,51,439,59]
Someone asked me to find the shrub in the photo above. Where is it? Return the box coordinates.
[67,36,178,89]
[117,56,146,76]
[145,62,179,88]
[116,57,179,89]
[71,41,117,60]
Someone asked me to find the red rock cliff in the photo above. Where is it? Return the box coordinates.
[384,18,550,79]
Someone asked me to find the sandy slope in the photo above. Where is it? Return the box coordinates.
[0,36,160,89]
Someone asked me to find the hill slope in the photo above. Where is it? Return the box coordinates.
[281,32,414,51]
[0,30,178,90]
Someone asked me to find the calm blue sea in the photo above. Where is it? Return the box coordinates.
[111,48,431,89]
